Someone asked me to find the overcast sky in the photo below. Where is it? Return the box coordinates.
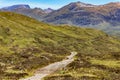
[0,0,120,9]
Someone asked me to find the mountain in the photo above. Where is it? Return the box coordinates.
[1,2,120,37]
[0,5,47,20]
[44,8,54,13]
[43,2,120,25]
[0,12,120,80]
[1,4,30,10]
[42,2,120,37]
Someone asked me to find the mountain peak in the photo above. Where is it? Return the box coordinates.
[2,4,30,11]
[108,2,120,4]
[33,7,43,11]
[44,8,54,13]
[104,2,120,7]
[69,1,95,7]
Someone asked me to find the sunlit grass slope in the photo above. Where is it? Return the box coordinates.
[0,12,119,80]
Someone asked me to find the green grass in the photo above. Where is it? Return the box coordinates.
[44,52,120,80]
[0,12,120,80]
[90,59,120,68]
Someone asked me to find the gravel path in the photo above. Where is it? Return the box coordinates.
[20,52,77,80]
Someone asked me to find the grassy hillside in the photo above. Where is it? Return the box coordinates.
[0,12,120,80]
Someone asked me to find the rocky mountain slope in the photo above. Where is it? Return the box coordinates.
[43,2,120,37]
[0,5,49,20]
[0,12,120,80]
[1,4,30,10]
[43,2,120,26]
[44,8,54,13]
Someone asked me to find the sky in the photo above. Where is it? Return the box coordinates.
[0,0,120,9]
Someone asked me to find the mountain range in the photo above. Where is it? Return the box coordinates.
[1,2,120,37]
[0,5,54,20]
[44,2,120,25]
[43,2,120,37]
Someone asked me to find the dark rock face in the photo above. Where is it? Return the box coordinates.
[103,9,120,26]
[44,11,104,26]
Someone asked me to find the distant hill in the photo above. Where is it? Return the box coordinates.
[44,8,54,13]
[43,2,120,37]
[0,12,120,80]
[0,5,53,20]
[1,4,30,10]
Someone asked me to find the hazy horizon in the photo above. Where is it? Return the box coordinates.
[0,0,120,9]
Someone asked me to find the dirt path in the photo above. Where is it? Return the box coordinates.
[20,52,77,80]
